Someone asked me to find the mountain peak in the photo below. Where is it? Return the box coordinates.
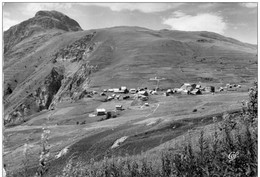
[4,10,82,53]
[35,10,63,17]
[33,10,82,32]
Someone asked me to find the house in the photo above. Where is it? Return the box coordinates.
[205,86,215,92]
[114,88,125,94]
[129,88,136,94]
[100,92,106,96]
[181,90,189,95]
[119,86,128,93]
[173,88,179,93]
[120,86,127,91]
[190,89,202,95]
[180,83,196,91]
[108,89,114,92]
[166,89,173,94]
[113,88,120,93]
[123,95,130,100]
[115,105,123,110]
[140,95,148,101]
[180,83,191,90]
[107,96,113,101]
[138,90,148,96]
[96,108,106,116]
[151,91,158,95]
[196,84,201,89]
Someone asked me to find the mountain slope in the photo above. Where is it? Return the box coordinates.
[3,12,257,122]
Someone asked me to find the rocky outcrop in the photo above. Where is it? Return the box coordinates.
[34,67,64,111]
[4,67,64,125]
[49,63,96,109]
[53,32,96,63]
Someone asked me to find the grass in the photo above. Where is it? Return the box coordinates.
[55,82,257,177]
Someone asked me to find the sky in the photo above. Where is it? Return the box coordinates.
[2,2,258,44]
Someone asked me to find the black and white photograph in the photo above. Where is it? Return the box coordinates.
[2,2,258,177]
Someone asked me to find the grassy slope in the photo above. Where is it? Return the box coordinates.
[4,26,257,115]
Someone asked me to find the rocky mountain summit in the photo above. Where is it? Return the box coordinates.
[4,10,82,54]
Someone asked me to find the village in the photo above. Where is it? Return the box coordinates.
[86,82,243,119]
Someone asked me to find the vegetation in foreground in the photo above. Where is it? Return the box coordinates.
[56,82,257,177]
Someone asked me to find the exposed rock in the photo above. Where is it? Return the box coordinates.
[50,63,95,108]
[54,32,96,62]
[4,67,64,125]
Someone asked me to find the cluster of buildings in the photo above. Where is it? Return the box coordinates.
[94,82,242,116]
[171,83,214,95]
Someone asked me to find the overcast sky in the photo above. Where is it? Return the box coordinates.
[3,2,257,44]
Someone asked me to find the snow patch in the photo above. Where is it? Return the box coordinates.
[111,136,128,149]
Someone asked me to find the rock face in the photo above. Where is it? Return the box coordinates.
[4,67,64,125]
[50,63,94,108]
[53,32,96,63]
[4,10,82,53]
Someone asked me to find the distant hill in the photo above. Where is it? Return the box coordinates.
[3,11,257,120]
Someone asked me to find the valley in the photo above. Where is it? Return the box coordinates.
[3,10,257,177]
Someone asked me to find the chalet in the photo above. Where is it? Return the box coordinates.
[107,96,113,101]
[115,105,123,110]
[190,89,202,95]
[181,90,189,95]
[96,108,106,116]
[123,95,130,100]
[196,84,201,89]
[100,92,106,96]
[180,83,196,91]
[113,88,120,93]
[151,91,158,95]
[129,88,137,94]
[219,87,224,92]
[138,90,148,96]
[166,89,173,94]
[140,95,148,101]
[205,86,215,92]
